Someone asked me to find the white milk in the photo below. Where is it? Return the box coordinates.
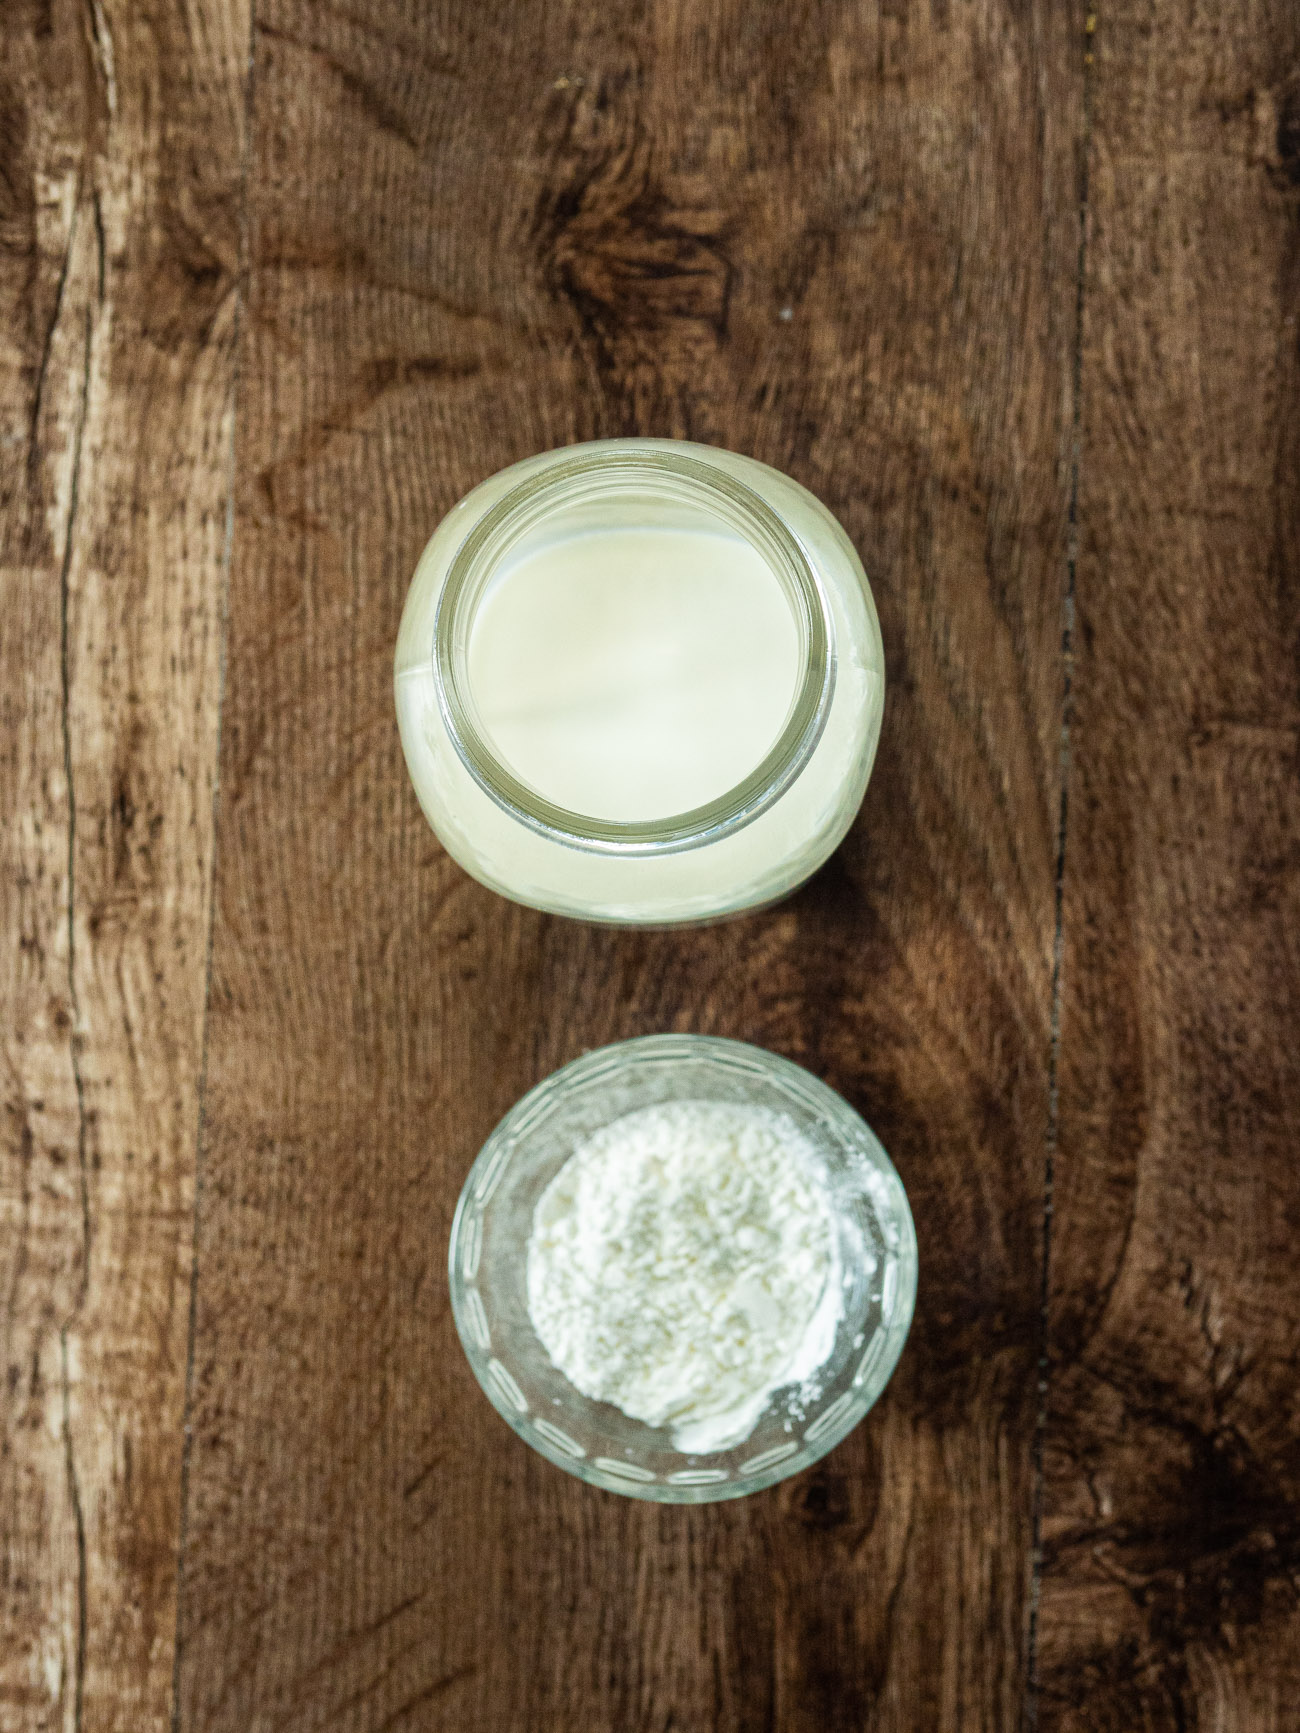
[466,528,801,822]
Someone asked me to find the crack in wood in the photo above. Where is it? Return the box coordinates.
[58,302,94,1318]
[83,0,118,117]
[60,1328,88,1733]
[29,192,81,487]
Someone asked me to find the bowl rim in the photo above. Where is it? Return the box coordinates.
[448,1032,918,1503]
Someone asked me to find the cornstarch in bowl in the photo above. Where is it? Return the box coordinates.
[527,1101,844,1453]
[448,1034,917,1502]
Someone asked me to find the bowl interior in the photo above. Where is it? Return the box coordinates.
[449,1035,916,1502]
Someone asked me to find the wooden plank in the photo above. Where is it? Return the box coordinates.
[0,2,249,1728]
[176,2,1079,1728]
[1039,2,1300,1728]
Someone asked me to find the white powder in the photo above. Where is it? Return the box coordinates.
[526,1100,842,1452]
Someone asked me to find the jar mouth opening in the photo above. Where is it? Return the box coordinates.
[432,448,836,856]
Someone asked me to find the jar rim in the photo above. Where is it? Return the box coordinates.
[431,447,836,856]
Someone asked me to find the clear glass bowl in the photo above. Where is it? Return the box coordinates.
[448,1035,917,1503]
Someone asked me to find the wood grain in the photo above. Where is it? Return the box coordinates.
[0,2,249,1727]
[1038,2,1300,1728]
[175,2,1079,1730]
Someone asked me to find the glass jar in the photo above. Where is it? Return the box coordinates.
[394,439,884,925]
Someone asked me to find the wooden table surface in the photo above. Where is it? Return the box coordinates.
[4,1,1299,1728]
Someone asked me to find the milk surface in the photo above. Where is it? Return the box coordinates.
[466,527,801,823]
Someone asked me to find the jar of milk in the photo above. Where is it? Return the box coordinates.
[394,440,884,925]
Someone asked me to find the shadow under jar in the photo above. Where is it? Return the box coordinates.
[394,439,885,925]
